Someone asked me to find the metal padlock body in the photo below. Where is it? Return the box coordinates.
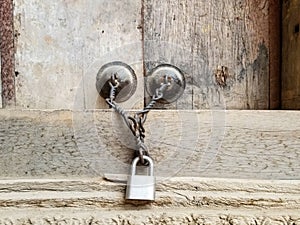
[126,156,155,201]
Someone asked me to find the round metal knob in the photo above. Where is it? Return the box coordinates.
[96,62,137,102]
[145,64,185,103]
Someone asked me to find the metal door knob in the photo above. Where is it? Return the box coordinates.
[96,61,137,102]
[145,64,185,103]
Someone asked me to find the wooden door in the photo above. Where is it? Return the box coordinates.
[3,0,298,181]
[6,0,281,110]
[2,1,300,221]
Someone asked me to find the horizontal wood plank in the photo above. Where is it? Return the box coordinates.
[0,178,299,224]
[0,178,300,208]
[0,208,299,225]
[0,109,299,179]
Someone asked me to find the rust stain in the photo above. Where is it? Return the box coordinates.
[0,0,15,107]
[44,35,54,44]
[214,66,229,88]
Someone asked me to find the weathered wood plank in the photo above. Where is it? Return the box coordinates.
[0,35,2,108]
[81,1,144,110]
[0,178,299,224]
[1,178,300,195]
[0,178,299,209]
[0,0,15,107]
[269,0,281,109]
[0,208,299,225]
[282,0,300,109]
[0,109,299,179]
[13,0,143,109]
[144,0,277,109]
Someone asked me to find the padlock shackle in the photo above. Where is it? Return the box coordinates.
[131,156,154,176]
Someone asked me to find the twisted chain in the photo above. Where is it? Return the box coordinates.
[106,73,170,164]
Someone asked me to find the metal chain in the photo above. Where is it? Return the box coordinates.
[106,73,170,164]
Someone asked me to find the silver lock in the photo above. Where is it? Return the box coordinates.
[126,156,155,201]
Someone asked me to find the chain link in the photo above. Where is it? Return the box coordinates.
[106,73,170,164]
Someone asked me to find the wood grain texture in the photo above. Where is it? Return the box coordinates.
[269,0,281,109]
[0,36,2,108]
[282,0,300,109]
[0,178,300,208]
[0,178,299,224]
[13,0,143,109]
[0,210,299,225]
[0,109,299,179]
[0,0,15,107]
[144,0,277,109]
[81,1,144,110]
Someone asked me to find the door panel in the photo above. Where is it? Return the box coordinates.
[14,0,143,109]
[12,0,280,110]
[144,0,276,109]
[282,0,300,109]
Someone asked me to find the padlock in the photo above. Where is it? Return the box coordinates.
[125,156,155,201]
